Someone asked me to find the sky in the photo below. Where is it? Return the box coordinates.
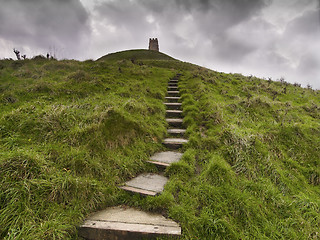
[0,0,319,89]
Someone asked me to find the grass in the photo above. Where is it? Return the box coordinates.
[0,50,319,239]
[0,52,177,239]
[169,69,320,239]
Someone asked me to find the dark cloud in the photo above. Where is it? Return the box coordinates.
[0,0,90,58]
[0,0,319,88]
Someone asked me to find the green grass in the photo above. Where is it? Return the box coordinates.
[0,50,319,239]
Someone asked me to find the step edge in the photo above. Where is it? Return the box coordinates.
[119,186,158,196]
[147,160,170,167]
[80,220,181,236]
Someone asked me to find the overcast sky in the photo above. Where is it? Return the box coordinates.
[0,0,319,88]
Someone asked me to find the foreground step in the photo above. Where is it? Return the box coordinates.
[166,110,183,118]
[167,128,186,137]
[163,138,188,149]
[119,173,168,196]
[79,206,181,240]
[165,97,180,103]
[148,151,183,167]
[166,118,183,128]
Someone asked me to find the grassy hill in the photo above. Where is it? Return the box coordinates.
[0,50,319,239]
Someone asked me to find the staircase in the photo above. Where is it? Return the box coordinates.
[79,74,187,239]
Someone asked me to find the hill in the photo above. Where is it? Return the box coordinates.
[0,50,319,239]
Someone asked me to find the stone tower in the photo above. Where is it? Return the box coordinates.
[149,38,159,51]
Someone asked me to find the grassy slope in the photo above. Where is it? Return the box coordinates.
[174,70,320,239]
[0,50,319,239]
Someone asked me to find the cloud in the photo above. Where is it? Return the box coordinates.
[0,0,91,58]
[0,0,319,88]
[280,8,320,87]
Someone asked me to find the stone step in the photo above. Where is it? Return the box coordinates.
[166,118,183,128]
[164,102,182,110]
[168,86,178,91]
[167,91,180,97]
[166,110,183,118]
[167,128,186,137]
[168,83,178,87]
[168,81,178,86]
[165,97,180,103]
[163,138,188,149]
[169,79,178,83]
[119,173,168,196]
[79,206,181,240]
[147,151,183,167]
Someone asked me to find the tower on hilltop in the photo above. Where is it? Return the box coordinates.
[148,38,159,51]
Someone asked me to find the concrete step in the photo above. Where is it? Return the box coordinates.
[168,86,178,91]
[167,128,186,137]
[166,118,183,128]
[167,91,180,97]
[165,97,180,103]
[119,173,168,196]
[148,151,183,167]
[164,102,182,110]
[166,110,182,118]
[163,138,188,149]
[79,206,181,240]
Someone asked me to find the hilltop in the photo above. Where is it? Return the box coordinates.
[0,50,319,239]
[97,49,175,61]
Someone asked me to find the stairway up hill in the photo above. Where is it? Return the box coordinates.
[79,74,187,239]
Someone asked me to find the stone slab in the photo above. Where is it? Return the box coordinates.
[167,91,180,97]
[166,118,183,123]
[165,102,182,107]
[166,118,183,127]
[163,138,188,144]
[165,97,180,103]
[167,129,186,135]
[166,110,183,118]
[120,173,168,195]
[148,151,183,166]
[79,206,181,240]
[166,110,183,114]
[165,104,181,110]
[168,86,178,91]
[163,138,188,149]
